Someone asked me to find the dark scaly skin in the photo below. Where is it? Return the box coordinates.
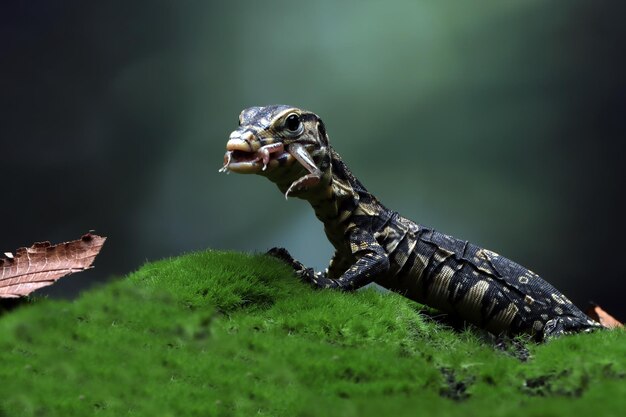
[220,105,602,341]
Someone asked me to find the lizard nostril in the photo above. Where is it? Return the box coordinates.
[241,131,254,143]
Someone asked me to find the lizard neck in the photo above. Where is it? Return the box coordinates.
[272,147,382,226]
[305,149,370,225]
[291,148,393,253]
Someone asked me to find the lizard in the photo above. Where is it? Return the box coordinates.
[219,104,602,341]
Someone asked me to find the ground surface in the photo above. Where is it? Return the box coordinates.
[0,250,624,417]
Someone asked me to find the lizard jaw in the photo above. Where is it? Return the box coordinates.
[219,140,291,174]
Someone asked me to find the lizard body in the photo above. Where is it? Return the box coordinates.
[220,105,601,340]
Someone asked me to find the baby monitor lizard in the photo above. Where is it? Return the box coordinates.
[219,105,601,341]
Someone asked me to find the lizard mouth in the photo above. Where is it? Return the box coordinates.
[219,139,291,174]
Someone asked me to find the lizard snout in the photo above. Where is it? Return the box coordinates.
[227,130,260,153]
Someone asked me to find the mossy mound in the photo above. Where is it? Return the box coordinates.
[0,250,624,416]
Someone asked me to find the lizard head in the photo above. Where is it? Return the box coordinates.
[220,105,332,196]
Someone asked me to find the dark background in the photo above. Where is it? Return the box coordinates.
[1,1,625,319]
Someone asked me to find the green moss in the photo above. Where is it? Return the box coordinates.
[0,250,624,417]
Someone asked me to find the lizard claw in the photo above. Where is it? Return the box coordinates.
[295,267,317,284]
[266,248,337,289]
[267,247,328,288]
[266,247,307,272]
[266,247,294,263]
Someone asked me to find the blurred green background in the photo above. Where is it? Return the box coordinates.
[1,1,625,318]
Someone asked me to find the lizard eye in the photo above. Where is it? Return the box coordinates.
[285,113,302,133]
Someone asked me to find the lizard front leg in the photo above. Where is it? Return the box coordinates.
[266,247,309,273]
[266,247,320,285]
[269,228,390,290]
[331,228,390,290]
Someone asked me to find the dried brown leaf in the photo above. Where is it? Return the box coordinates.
[586,304,623,329]
[0,233,106,298]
